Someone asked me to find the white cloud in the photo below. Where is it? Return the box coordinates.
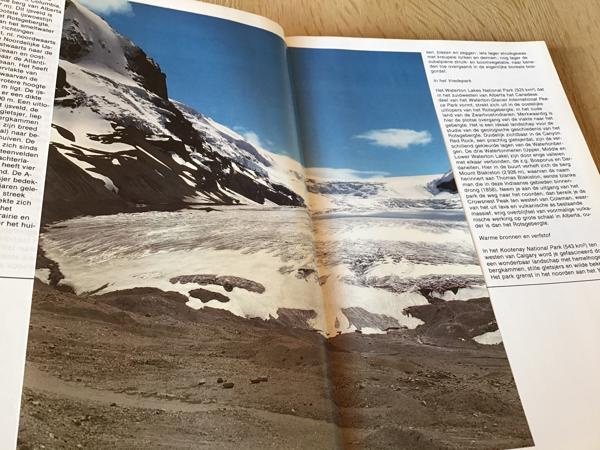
[233,127,295,157]
[355,128,432,150]
[239,131,264,149]
[78,0,132,14]
[306,167,390,181]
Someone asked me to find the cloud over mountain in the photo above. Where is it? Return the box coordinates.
[78,0,132,14]
[355,128,432,150]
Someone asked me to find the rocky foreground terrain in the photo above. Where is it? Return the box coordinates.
[18,281,533,450]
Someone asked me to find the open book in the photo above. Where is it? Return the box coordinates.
[1,0,600,449]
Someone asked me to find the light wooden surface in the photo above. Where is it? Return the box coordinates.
[200,0,600,168]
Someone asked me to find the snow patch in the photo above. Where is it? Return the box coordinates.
[171,153,197,171]
[473,329,502,345]
[35,269,51,283]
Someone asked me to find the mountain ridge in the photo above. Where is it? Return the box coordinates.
[43,0,305,224]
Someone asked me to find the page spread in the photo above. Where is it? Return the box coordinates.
[0,1,599,449]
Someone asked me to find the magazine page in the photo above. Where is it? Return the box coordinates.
[288,36,600,449]
[287,41,533,450]
[1,1,339,448]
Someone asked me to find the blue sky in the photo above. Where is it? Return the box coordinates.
[289,48,450,177]
[84,1,449,177]
[97,1,302,160]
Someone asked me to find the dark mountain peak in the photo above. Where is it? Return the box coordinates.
[429,171,457,194]
[61,1,169,100]
[125,46,168,100]
[60,5,91,61]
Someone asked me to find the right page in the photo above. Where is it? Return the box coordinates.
[288,37,600,450]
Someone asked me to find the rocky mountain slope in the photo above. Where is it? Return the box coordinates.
[44,0,305,223]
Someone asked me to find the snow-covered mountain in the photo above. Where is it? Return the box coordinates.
[305,171,461,215]
[305,169,494,341]
[44,0,305,223]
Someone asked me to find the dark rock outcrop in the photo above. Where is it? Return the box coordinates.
[60,3,92,62]
[126,46,168,100]
[188,288,230,303]
[170,274,265,294]
[405,297,499,342]
[429,171,458,194]
[55,66,69,97]
[342,307,400,332]
[436,176,457,193]
[272,308,317,330]
[94,287,196,321]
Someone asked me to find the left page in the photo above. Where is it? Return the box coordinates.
[1,1,336,448]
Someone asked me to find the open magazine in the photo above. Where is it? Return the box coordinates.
[1,0,600,449]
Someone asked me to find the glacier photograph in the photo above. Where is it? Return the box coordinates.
[19,1,532,449]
